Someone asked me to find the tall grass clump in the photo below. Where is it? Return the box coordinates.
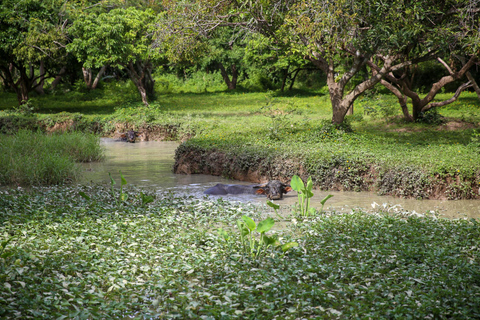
[0,130,103,186]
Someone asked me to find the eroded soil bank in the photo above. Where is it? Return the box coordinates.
[174,143,480,200]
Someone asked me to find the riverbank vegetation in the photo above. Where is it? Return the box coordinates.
[1,185,479,318]
[1,79,480,197]
[0,130,103,186]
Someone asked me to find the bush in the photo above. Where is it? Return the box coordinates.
[415,108,445,125]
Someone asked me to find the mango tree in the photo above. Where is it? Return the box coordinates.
[0,0,69,104]
[68,7,159,105]
[160,0,478,124]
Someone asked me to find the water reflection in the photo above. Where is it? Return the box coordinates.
[81,139,480,219]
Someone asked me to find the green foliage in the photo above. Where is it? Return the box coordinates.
[67,7,157,70]
[361,96,399,123]
[1,186,479,318]
[260,97,299,140]
[291,175,315,217]
[108,171,129,206]
[232,215,298,259]
[0,130,103,186]
[290,175,334,217]
[415,108,446,125]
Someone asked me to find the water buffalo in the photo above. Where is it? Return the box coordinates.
[204,180,292,200]
[119,130,139,143]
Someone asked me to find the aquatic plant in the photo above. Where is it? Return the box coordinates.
[290,175,333,217]
[0,185,479,318]
[219,215,298,260]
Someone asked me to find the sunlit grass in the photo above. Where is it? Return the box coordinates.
[0,130,103,186]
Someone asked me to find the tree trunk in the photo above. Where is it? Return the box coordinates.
[82,67,93,88]
[51,67,66,90]
[309,51,399,124]
[280,68,288,92]
[92,65,106,89]
[219,62,236,90]
[125,61,151,106]
[289,69,301,91]
[83,66,107,90]
[378,78,413,122]
[34,61,45,95]
[346,104,354,115]
[466,71,480,100]
[404,57,476,120]
[230,64,238,89]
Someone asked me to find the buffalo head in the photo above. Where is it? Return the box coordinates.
[120,130,139,143]
[253,180,292,200]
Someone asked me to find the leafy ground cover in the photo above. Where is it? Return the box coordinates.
[0,130,103,186]
[0,185,479,319]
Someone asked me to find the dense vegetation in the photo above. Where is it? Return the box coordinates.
[1,185,479,318]
[1,0,479,123]
[1,77,479,197]
[0,130,103,186]
[1,1,479,317]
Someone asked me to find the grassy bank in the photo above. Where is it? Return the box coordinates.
[1,84,480,197]
[0,130,103,186]
[1,185,479,318]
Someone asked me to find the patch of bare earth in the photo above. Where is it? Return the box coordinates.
[389,119,478,133]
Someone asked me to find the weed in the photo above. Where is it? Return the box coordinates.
[1,186,479,318]
[234,215,298,260]
[108,171,128,206]
[416,108,445,125]
[0,130,103,186]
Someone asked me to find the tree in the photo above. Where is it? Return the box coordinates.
[367,0,480,121]
[376,56,477,121]
[68,7,159,105]
[244,33,315,91]
[0,0,69,104]
[160,0,479,124]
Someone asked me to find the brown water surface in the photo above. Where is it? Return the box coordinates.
[81,139,480,219]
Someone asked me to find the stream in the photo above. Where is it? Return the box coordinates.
[81,139,480,219]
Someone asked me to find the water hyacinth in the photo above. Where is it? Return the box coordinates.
[1,185,479,319]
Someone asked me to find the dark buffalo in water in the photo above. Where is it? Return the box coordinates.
[204,180,292,200]
[119,130,139,143]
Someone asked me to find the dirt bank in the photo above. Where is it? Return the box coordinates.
[174,143,480,200]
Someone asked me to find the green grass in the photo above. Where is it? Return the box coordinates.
[0,130,104,186]
[1,185,479,318]
[1,80,479,197]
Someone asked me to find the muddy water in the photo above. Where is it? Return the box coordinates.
[81,139,480,219]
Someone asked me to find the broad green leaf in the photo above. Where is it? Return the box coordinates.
[237,220,250,236]
[1,252,14,259]
[262,234,279,246]
[120,171,128,186]
[108,172,116,186]
[257,217,275,233]
[290,175,304,192]
[306,177,313,192]
[320,194,334,206]
[140,192,154,205]
[241,216,256,231]
[281,242,298,252]
[266,201,280,210]
[78,191,91,200]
